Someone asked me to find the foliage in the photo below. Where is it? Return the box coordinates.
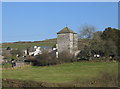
[92,31,103,40]
[2,50,11,59]
[101,27,120,56]
[2,49,22,61]
[31,51,76,66]
[104,39,118,56]
[10,49,22,57]
[77,46,91,60]
[58,51,76,63]
[101,27,119,41]
[78,27,120,60]
[79,25,96,39]
[32,51,57,66]
[8,49,23,61]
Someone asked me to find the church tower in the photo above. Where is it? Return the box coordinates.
[57,27,78,56]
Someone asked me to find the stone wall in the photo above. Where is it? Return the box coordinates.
[57,33,71,53]
[69,33,74,54]
[57,33,78,55]
[16,61,25,67]
[73,33,78,52]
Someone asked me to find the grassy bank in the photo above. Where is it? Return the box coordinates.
[2,61,118,83]
[2,42,56,50]
[2,38,57,49]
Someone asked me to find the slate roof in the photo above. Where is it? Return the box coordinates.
[57,27,77,34]
[28,47,36,52]
[39,46,52,50]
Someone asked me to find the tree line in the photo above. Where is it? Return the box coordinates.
[78,25,120,61]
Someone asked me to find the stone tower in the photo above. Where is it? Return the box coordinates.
[57,27,78,56]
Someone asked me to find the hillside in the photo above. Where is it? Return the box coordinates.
[2,38,57,50]
[2,38,89,50]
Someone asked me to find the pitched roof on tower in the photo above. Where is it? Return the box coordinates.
[57,27,77,34]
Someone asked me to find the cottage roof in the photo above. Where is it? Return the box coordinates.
[28,47,36,52]
[57,27,77,34]
[39,46,52,49]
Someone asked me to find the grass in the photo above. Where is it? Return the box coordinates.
[2,38,57,49]
[2,61,118,83]
[2,42,56,50]
[2,63,12,68]
[2,38,89,50]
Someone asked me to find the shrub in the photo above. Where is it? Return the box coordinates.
[10,49,23,57]
[77,49,90,61]
[31,51,76,66]
[32,51,57,66]
[58,51,76,63]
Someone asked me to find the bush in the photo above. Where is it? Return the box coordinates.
[32,51,58,66]
[31,51,76,66]
[10,49,23,57]
[77,49,90,61]
[58,51,76,63]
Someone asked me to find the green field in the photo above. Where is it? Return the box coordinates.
[2,61,118,83]
[2,38,89,50]
[2,38,57,49]
[2,42,56,50]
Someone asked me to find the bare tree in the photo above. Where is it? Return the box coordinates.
[79,25,96,39]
